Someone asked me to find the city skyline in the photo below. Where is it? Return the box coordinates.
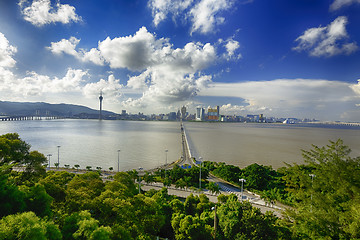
[0,0,360,121]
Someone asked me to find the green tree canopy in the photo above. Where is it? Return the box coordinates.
[284,139,360,239]
[0,211,61,240]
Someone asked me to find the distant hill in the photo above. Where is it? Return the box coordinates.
[0,101,115,117]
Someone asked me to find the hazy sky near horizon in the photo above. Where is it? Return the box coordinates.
[0,0,360,121]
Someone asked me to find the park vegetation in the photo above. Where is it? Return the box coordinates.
[1,133,360,239]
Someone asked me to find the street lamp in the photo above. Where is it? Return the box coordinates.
[309,174,316,212]
[165,149,168,178]
[138,167,143,194]
[47,154,52,170]
[199,157,203,189]
[117,150,121,172]
[239,178,246,201]
[212,206,217,239]
[57,145,60,169]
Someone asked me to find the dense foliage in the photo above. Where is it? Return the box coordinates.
[1,133,360,239]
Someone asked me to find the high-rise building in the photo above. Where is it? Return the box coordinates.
[207,106,220,121]
[196,107,205,121]
[181,106,187,120]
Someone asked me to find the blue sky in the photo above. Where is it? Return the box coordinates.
[0,0,360,121]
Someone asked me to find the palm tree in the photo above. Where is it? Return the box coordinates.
[74,164,80,172]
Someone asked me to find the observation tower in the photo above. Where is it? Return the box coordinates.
[99,91,103,120]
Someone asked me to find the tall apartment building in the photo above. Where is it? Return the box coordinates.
[181,106,187,120]
[207,106,220,121]
[196,107,205,121]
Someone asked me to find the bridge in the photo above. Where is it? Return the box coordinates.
[0,116,61,121]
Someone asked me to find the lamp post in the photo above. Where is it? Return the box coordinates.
[212,206,217,239]
[239,178,246,201]
[117,150,121,172]
[47,154,52,170]
[309,174,316,212]
[199,157,202,189]
[57,145,60,169]
[138,167,143,194]
[165,149,168,178]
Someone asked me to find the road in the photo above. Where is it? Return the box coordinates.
[141,183,283,218]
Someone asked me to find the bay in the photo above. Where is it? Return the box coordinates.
[0,119,181,171]
[184,122,360,169]
[0,119,359,171]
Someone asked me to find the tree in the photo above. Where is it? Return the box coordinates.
[0,167,26,218]
[22,184,53,217]
[86,166,92,171]
[0,211,61,240]
[169,165,186,183]
[39,171,74,202]
[0,133,30,165]
[74,164,80,171]
[109,167,113,171]
[143,172,155,184]
[66,172,104,213]
[207,182,220,195]
[62,211,111,240]
[216,194,282,240]
[240,163,280,191]
[163,177,171,187]
[284,139,360,239]
[171,213,213,240]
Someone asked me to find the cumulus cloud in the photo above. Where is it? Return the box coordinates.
[330,0,360,11]
[221,37,241,60]
[47,36,80,57]
[83,75,123,102]
[190,0,233,34]
[293,16,358,57]
[0,68,87,97]
[201,79,360,121]
[351,79,360,95]
[98,27,163,71]
[48,27,217,109]
[18,0,81,27]
[148,0,234,35]
[0,33,17,68]
[47,37,105,66]
[148,0,193,26]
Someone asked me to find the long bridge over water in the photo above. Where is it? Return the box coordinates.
[0,115,61,121]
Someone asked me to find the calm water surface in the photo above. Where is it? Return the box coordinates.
[184,122,360,169]
[0,119,359,170]
[0,119,181,171]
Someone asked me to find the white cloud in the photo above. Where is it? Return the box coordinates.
[293,16,358,57]
[189,0,233,34]
[83,75,123,102]
[148,0,193,26]
[19,0,81,27]
[351,79,360,95]
[47,37,80,57]
[201,79,360,121]
[98,27,163,71]
[48,37,105,65]
[148,0,234,35]
[330,0,360,11]
[223,38,241,60]
[0,68,87,97]
[0,33,17,68]
[48,27,217,109]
